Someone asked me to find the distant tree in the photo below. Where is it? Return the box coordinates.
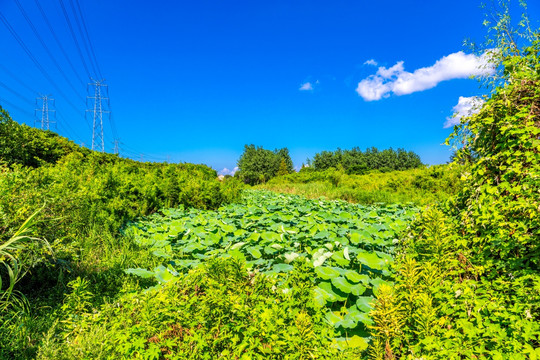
[277,159,289,176]
[236,145,294,185]
[275,148,294,174]
[312,149,342,171]
[309,146,423,174]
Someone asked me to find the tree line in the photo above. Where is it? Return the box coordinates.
[235,144,423,185]
[310,147,423,174]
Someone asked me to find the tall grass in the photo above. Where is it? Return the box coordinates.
[259,165,461,205]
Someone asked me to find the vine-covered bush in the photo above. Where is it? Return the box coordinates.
[368,14,540,360]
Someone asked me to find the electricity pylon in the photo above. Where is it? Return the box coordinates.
[86,78,109,152]
[35,95,55,130]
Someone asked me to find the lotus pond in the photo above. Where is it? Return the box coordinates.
[125,190,418,348]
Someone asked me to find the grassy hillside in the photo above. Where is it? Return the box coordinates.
[0,108,243,358]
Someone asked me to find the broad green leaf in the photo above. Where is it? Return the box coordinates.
[349,230,373,245]
[246,246,262,259]
[152,249,171,258]
[356,251,385,270]
[331,251,350,266]
[356,296,376,312]
[325,311,342,327]
[331,277,352,294]
[344,270,370,284]
[230,241,246,250]
[318,281,347,301]
[313,286,336,308]
[261,231,280,242]
[335,336,369,350]
[315,266,341,280]
[273,263,294,273]
[125,268,154,278]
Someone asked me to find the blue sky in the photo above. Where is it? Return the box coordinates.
[1,0,538,173]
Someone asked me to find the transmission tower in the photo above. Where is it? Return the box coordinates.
[86,78,109,152]
[35,95,55,130]
[113,138,120,155]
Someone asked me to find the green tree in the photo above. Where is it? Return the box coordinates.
[276,158,289,176]
[236,145,294,185]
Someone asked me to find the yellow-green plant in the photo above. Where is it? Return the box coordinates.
[0,208,50,312]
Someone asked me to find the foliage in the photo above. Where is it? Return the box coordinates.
[0,107,87,168]
[1,209,51,311]
[40,258,358,360]
[260,165,461,206]
[310,147,423,174]
[119,190,418,349]
[368,6,540,358]
[236,145,294,185]
[0,109,244,358]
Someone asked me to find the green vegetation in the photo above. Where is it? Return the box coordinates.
[1,3,539,359]
[236,145,294,185]
[39,190,417,358]
[368,10,540,359]
[310,147,423,174]
[0,110,243,359]
[259,165,461,205]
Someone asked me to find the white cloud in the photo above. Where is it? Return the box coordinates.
[219,166,238,176]
[444,96,484,128]
[299,82,313,91]
[364,59,378,66]
[356,51,495,101]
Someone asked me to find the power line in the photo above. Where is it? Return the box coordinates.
[0,63,40,96]
[72,0,103,79]
[0,97,35,121]
[0,10,89,128]
[58,0,91,78]
[13,0,84,102]
[33,0,86,87]
[56,111,85,143]
[0,80,34,106]
[68,0,98,78]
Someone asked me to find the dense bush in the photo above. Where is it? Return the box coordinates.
[311,147,423,174]
[0,110,244,358]
[38,258,356,360]
[368,17,540,359]
[0,107,87,168]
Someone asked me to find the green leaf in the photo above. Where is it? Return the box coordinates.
[349,230,373,245]
[261,231,280,242]
[331,251,350,266]
[356,296,375,312]
[356,251,385,270]
[344,270,370,284]
[325,311,342,327]
[331,277,353,293]
[272,263,294,273]
[313,286,336,308]
[246,246,262,259]
[124,268,154,278]
[318,281,347,301]
[315,266,341,280]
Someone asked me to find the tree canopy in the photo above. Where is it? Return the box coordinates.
[310,147,423,174]
[236,145,294,185]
